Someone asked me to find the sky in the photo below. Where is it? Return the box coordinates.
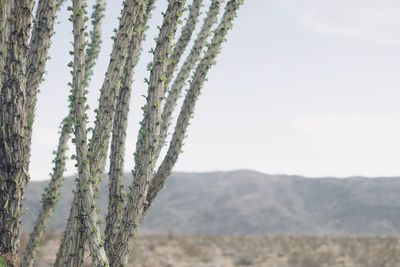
[30,0,400,180]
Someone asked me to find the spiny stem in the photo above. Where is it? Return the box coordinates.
[84,0,105,87]
[147,0,244,211]
[164,0,203,87]
[104,0,155,260]
[25,0,61,151]
[69,0,108,265]
[110,1,187,265]
[155,0,222,164]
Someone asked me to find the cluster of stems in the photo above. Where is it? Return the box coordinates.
[0,0,244,266]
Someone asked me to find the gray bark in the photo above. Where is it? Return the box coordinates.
[0,1,35,266]
[0,0,12,93]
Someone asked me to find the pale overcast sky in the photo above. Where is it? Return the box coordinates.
[30,0,400,180]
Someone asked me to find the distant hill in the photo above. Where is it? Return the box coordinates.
[22,170,400,235]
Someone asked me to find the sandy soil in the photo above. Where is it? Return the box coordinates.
[24,234,400,267]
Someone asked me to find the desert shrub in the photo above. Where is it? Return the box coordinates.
[235,255,253,265]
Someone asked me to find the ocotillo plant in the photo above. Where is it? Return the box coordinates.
[0,0,244,266]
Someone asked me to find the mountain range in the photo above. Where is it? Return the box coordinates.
[22,170,400,236]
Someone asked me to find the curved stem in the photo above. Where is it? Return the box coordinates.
[164,0,203,86]
[104,0,155,259]
[155,0,222,163]
[147,0,244,211]
[69,0,108,264]
[110,1,186,265]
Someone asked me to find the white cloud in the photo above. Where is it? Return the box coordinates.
[280,0,400,45]
[293,115,400,177]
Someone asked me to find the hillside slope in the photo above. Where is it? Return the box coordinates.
[22,170,400,235]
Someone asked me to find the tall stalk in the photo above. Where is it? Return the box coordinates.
[110,1,186,265]
[68,0,108,264]
[104,0,156,259]
[154,0,222,162]
[0,1,35,265]
[148,0,244,210]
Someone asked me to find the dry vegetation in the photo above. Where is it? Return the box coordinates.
[21,234,400,267]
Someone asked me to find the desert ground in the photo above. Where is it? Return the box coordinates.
[22,234,400,267]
